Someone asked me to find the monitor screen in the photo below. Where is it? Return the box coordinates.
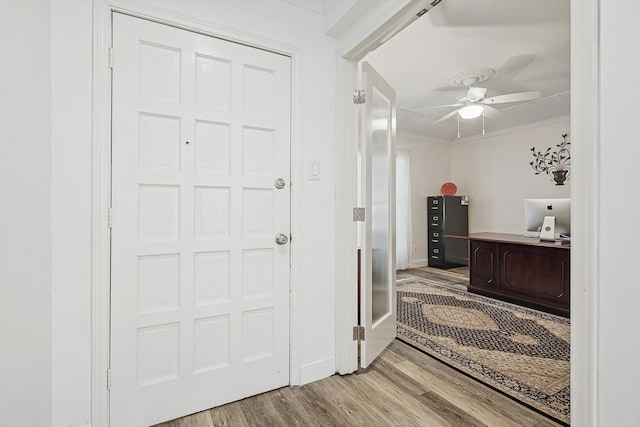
[524,198,571,238]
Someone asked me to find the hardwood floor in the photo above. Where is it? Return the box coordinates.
[155,339,562,427]
[155,267,563,427]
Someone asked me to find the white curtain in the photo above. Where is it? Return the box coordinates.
[396,150,412,270]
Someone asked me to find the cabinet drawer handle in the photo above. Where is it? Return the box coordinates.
[431,256,439,259]
[431,239,439,243]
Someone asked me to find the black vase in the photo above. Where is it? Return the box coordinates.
[552,170,568,185]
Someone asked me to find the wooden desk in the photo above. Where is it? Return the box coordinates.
[468,233,570,317]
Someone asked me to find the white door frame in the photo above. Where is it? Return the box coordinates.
[91,1,304,425]
[334,0,600,425]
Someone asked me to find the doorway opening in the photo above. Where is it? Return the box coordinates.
[336,0,596,423]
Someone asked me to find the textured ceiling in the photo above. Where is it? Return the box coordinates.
[363,0,571,141]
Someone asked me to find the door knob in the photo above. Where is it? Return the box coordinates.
[274,178,286,189]
[275,233,289,245]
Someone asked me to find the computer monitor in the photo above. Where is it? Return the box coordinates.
[523,198,571,239]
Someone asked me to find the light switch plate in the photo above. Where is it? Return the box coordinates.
[308,160,321,180]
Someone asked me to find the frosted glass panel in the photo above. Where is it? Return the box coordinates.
[371,86,392,325]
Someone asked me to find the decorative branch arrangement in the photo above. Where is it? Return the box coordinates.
[530,133,571,185]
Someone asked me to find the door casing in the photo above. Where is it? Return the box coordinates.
[332,1,600,426]
[91,1,304,425]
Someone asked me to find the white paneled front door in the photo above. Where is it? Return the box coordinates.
[110,13,291,426]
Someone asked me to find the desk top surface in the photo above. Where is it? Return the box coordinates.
[468,232,571,249]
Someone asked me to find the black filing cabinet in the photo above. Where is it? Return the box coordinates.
[427,196,469,268]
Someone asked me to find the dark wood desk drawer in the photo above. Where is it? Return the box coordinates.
[468,234,570,317]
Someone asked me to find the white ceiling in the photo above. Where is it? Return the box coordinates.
[361,0,571,141]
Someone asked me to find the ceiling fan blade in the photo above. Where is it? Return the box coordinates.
[432,109,460,125]
[482,105,501,118]
[413,103,463,112]
[481,91,541,104]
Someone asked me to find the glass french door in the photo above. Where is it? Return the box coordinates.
[358,61,396,368]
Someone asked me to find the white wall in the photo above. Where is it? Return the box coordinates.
[598,1,640,424]
[452,119,571,234]
[51,1,93,426]
[396,134,452,267]
[0,1,53,426]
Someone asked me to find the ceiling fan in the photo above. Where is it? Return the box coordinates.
[429,68,542,125]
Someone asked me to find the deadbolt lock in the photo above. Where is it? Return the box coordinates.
[275,233,289,245]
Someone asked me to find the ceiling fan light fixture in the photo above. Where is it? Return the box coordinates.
[458,104,484,119]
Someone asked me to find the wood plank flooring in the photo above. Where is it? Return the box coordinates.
[155,267,564,427]
[155,339,562,427]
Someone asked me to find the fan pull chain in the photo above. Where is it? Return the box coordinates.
[482,112,485,136]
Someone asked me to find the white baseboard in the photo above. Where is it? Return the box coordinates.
[410,258,427,268]
[299,357,336,386]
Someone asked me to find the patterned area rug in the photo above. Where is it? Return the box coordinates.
[397,277,570,424]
